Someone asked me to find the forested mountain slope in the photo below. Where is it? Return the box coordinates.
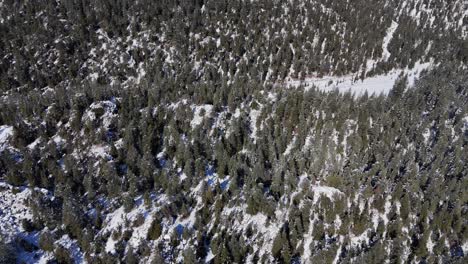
[1,0,466,93]
[0,0,467,263]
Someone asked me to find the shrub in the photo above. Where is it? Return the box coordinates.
[39,231,55,252]
[54,246,73,264]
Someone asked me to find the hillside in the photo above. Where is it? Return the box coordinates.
[0,1,467,263]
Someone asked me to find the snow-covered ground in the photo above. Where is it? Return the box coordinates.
[286,62,432,96]
[191,104,213,128]
[0,182,33,241]
[381,21,398,61]
[310,185,343,204]
[0,125,13,151]
[249,108,261,143]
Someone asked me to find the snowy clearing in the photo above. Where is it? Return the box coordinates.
[286,62,432,96]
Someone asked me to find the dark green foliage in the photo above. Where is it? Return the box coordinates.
[125,248,138,264]
[0,0,466,263]
[55,245,73,264]
[147,217,162,241]
[39,231,55,252]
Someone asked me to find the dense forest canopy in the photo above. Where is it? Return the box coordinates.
[0,0,467,263]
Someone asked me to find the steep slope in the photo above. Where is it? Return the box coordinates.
[0,1,467,263]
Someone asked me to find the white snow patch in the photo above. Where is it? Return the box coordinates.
[427,231,434,254]
[350,229,370,248]
[283,136,297,156]
[249,109,261,142]
[383,196,392,226]
[0,125,13,151]
[303,134,313,151]
[462,241,468,255]
[371,209,380,230]
[267,92,278,102]
[179,172,188,181]
[27,137,42,150]
[114,138,124,149]
[233,108,241,119]
[422,128,431,144]
[51,134,66,147]
[205,249,215,263]
[303,224,314,262]
[462,116,468,132]
[311,185,343,204]
[287,62,431,96]
[90,145,111,160]
[190,104,213,128]
[0,183,33,241]
[382,21,398,60]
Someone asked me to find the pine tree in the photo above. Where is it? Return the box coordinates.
[147,217,162,240]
